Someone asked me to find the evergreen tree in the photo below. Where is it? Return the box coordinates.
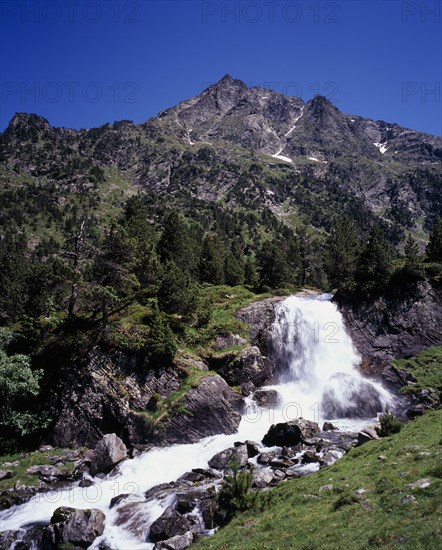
[217,458,257,526]
[256,239,290,289]
[157,261,199,317]
[326,218,360,290]
[224,241,245,286]
[148,301,177,363]
[244,255,258,288]
[199,234,225,285]
[355,225,393,296]
[157,211,197,274]
[0,232,29,324]
[426,217,442,262]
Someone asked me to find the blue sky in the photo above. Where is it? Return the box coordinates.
[0,0,441,135]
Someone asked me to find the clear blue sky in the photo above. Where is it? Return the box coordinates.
[1,0,441,135]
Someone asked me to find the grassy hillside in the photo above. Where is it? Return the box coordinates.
[193,409,442,550]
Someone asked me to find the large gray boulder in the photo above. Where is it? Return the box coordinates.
[43,506,105,548]
[262,418,320,447]
[149,507,191,542]
[159,375,243,444]
[208,444,248,470]
[90,433,127,475]
[154,531,193,550]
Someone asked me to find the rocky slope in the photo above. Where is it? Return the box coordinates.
[338,280,442,368]
[1,75,441,244]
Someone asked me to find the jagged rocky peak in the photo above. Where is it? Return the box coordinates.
[6,112,52,135]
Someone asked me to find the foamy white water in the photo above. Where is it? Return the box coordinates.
[0,294,391,548]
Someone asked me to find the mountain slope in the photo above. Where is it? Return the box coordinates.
[0,75,441,245]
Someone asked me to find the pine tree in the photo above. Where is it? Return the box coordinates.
[244,256,258,288]
[217,458,257,526]
[157,261,198,317]
[224,241,245,286]
[157,211,197,274]
[326,218,360,290]
[199,234,225,285]
[256,239,290,289]
[148,301,177,363]
[355,225,393,296]
[426,217,442,262]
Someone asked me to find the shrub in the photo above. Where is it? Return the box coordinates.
[376,406,403,437]
[217,458,258,525]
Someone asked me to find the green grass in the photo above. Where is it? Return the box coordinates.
[193,409,442,550]
[0,448,78,492]
[393,346,442,395]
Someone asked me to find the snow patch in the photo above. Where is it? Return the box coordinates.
[308,156,320,162]
[261,95,270,100]
[285,106,305,137]
[350,118,355,122]
[271,153,293,163]
[374,142,388,154]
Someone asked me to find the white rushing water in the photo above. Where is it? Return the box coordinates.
[0,293,391,548]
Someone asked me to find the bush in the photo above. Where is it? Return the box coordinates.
[376,406,403,437]
[217,458,258,525]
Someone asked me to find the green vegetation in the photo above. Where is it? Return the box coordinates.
[0,448,79,499]
[376,406,403,437]
[193,409,442,550]
[217,458,259,526]
[393,346,442,396]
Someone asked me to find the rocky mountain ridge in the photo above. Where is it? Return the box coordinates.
[1,74,441,245]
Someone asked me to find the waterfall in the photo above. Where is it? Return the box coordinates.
[0,294,391,548]
[269,294,390,425]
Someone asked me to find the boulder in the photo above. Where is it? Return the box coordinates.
[214,334,246,350]
[253,389,281,408]
[43,506,105,548]
[154,531,193,550]
[357,425,380,445]
[0,470,12,481]
[208,444,248,470]
[322,421,338,431]
[262,418,320,447]
[90,433,127,475]
[199,498,218,530]
[26,465,64,479]
[150,507,191,542]
[213,347,270,387]
[252,468,274,488]
[322,373,384,419]
[159,375,244,444]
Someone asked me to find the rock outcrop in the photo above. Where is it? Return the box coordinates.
[43,506,105,548]
[338,281,442,367]
[158,375,243,444]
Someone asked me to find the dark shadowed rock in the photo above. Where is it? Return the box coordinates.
[149,507,191,542]
[90,433,128,475]
[159,375,244,444]
[212,347,270,388]
[322,422,338,431]
[43,506,105,548]
[262,418,320,447]
[200,498,219,530]
[253,389,281,408]
[322,373,384,419]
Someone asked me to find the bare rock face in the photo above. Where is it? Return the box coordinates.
[236,297,285,356]
[338,281,442,367]
[212,346,270,388]
[90,433,128,475]
[43,506,105,548]
[262,418,320,447]
[159,375,244,444]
